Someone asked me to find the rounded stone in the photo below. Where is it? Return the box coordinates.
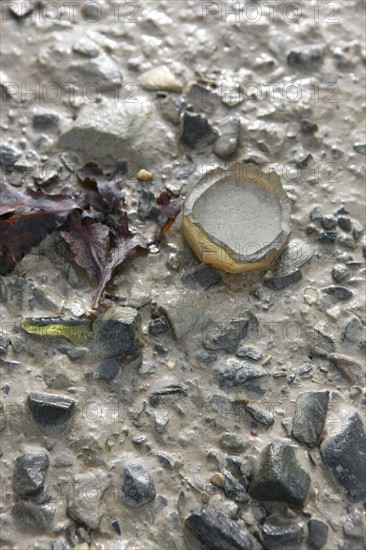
[182,163,292,273]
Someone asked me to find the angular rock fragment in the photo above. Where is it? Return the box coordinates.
[27,392,75,433]
[59,99,174,168]
[92,306,143,359]
[184,507,263,550]
[222,470,249,503]
[263,238,313,290]
[180,111,218,147]
[245,404,274,427]
[236,345,263,361]
[12,501,55,531]
[213,116,240,159]
[13,453,49,497]
[120,464,156,507]
[341,318,362,344]
[307,518,329,549]
[67,473,108,529]
[219,433,246,453]
[292,391,329,447]
[260,514,304,549]
[321,413,366,503]
[249,442,310,505]
[0,145,21,172]
[321,286,353,301]
[328,353,363,385]
[215,359,269,388]
[181,263,222,290]
[204,313,257,353]
[342,510,365,540]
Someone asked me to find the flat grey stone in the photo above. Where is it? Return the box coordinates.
[321,413,366,503]
[13,453,49,497]
[292,391,329,447]
[249,442,310,505]
[185,507,263,550]
[67,473,108,529]
[120,464,156,507]
[27,392,75,434]
[215,359,269,388]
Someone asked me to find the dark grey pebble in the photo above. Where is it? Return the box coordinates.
[214,359,269,388]
[337,216,352,232]
[196,351,218,364]
[222,470,249,503]
[120,464,156,507]
[0,145,21,172]
[149,384,187,407]
[322,286,353,300]
[204,312,258,354]
[27,392,75,433]
[32,113,59,130]
[148,316,169,336]
[300,120,318,134]
[181,263,222,290]
[263,269,302,290]
[184,507,263,550]
[309,206,322,221]
[318,231,337,242]
[287,44,325,70]
[13,453,49,497]
[95,358,120,382]
[332,264,349,283]
[260,514,304,549]
[353,144,366,155]
[342,317,362,344]
[307,518,329,549]
[249,442,310,505]
[111,519,122,535]
[154,343,169,355]
[321,412,366,502]
[12,501,55,531]
[236,345,263,361]
[91,306,143,359]
[292,391,329,447]
[321,215,337,230]
[180,111,218,147]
